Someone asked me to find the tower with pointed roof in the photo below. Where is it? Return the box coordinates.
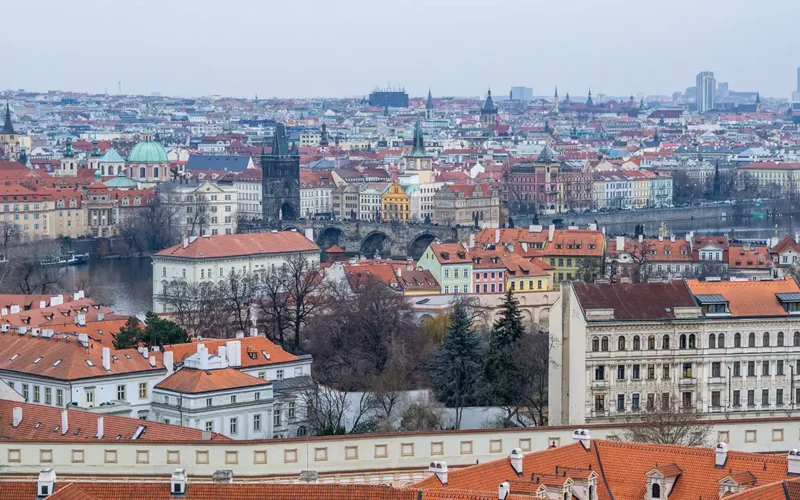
[425,89,435,120]
[586,88,594,108]
[404,120,434,183]
[319,122,329,147]
[261,123,300,225]
[59,137,78,176]
[480,88,498,129]
[0,101,27,161]
[554,87,560,114]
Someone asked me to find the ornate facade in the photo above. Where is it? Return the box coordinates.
[261,123,300,225]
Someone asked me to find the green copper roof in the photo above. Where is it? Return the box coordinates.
[481,88,496,113]
[407,121,429,158]
[100,148,125,163]
[103,170,138,188]
[128,140,168,163]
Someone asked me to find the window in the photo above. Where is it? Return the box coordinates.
[230,395,237,404]
[56,389,63,407]
[617,365,626,380]
[735,333,742,347]
[205,421,213,432]
[763,332,770,347]
[795,332,800,346]
[22,384,28,401]
[733,361,741,377]
[255,392,261,401]
[662,335,670,349]
[273,408,282,427]
[688,334,696,349]
[633,336,641,350]
[711,362,721,378]
[762,389,769,407]
[253,414,261,432]
[778,360,785,376]
[617,394,625,411]
[618,336,626,350]
[718,333,725,347]
[591,337,599,352]
[761,360,770,376]
[117,385,126,401]
[747,389,755,407]
[661,393,670,410]
[682,392,692,409]
[632,393,640,411]
[632,364,640,380]
[230,417,238,435]
[276,369,284,380]
[595,365,606,381]
[679,334,687,349]
[647,335,655,350]
[206,397,213,407]
[662,364,670,380]
[601,336,608,351]
[733,390,741,407]
[748,332,756,347]
[594,394,605,411]
[288,401,296,419]
[33,386,40,403]
[682,363,692,379]
[45,387,51,405]
[777,389,785,406]
[138,382,147,399]
[778,332,785,347]
[747,360,755,376]
[709,334,716,349]
[711,391,721,408]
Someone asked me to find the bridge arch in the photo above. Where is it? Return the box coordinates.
[407,232,438,260]
[360,230,391,257]
[317,226,344,250]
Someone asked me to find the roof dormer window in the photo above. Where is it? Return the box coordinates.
[777,293,800,314]
[695,294,731,316]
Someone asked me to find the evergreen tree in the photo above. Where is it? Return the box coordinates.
[113,317,143,349]
[142,312,189,347]
[429,299,482,429]
[508,216,515,229]
[424,213,432,224]
[484,290,526,405]
[712,160,721,196]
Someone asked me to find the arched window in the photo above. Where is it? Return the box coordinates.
[652,483,661,499]
[679,334,687,349]
[763,332,770,347]
[718,333,725,348]
[689,334,696,349]
[662,335,670,349]
[748,332,756,347]
[734,333,742,347]
[633,336,641,351]
[795,332,800,346]
[778,332,784,347]
[647,335,655,350]
[591,337,599,352]
[601,336,609,352]
[709,334,716,349]
[618,336,626,351]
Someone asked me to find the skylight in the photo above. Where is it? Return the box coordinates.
[52,360,62,367]
[132,425,146,440]
[9,353,19,360]
[85,360,94,366]
[32,357,42,364]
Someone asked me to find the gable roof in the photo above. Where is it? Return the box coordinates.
[185,155,252,172]
[155,367,270,394]
[684,278,800,317]
[572,281,696,320]
[155,232,319,259]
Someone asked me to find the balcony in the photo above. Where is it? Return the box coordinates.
[679,377,697,387]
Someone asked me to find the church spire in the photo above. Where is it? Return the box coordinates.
[586,88,594,107]
[426,89,434,110]
[319,121,329,147]
[1,101,15,135]
[554,86,560,114]
[64,137,74,158]
[408,120,428,157]
[91,135,102,157]
[268,123,293,156]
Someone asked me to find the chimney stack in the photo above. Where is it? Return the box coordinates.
[149,355,156,368]
[498,481,510,500]
[164,351,174,373]
[171,469,188,497]
[572,428,591,451]
[616,235,625,251]
[96,417,104,439]
[670,234,676,243]
[78,333,88,347]
[304,228,314,242]
[548,224,555,242]
[12,406,22,427]
[789,449,800,475]
[715,442,728,468]
[495,228,501,244]
[509,448,524,476]
[199,347,209,370]
[37,468,56,498]
[102,347,111,371]
[427,461,448,485]
[61,410,69,435]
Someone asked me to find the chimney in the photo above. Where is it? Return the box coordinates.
[61,410,69,435]
[548,224,555,242]
[638,234,643,243]
[212,470,234,484]
[102,347,110,371]
[37,468,56,498]
[96,417,104,439]
[428,461,448,485]
[12,406,22,427]
[75,313,86,326]
[97,311,104,321]
[219,345,228,365]
[171,469,188,497]
[10,304,20,314]
[249,326,258,337]
[686,233,693,251]
[78,333,88,347]
[588,223,597,230]
[199,347,209,370]
[616,235,625,251]
[139,346,148,358]
[498,481,510,500]
[304,228,314,242]
[509,448,524,477]
[39,300,46,309]
[789,449,800,475]
[670,234,675,243]
[572,429,591,451]
[521,242,528,253]
[1,307,7,316]
[183,238,189,249]
[164,351,174,373]
[149,355,156,367]
[495,228,501,244]
[658,234,663,242]
[397,267,402,277]
[469,234,476,248]
[715,442,728,468]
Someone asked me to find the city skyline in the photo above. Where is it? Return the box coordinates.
[4,0,799,99]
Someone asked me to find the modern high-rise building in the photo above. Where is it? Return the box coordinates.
[796,66,800,93]
[696,71,716,113]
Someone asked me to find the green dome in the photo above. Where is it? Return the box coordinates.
[128,140,168,163]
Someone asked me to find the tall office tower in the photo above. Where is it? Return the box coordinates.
[696,71,716,113]
[796,66,800,93]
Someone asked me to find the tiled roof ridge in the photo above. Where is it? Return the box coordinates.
[593,440,616,500]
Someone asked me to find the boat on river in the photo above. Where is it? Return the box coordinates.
[40,252,90,266]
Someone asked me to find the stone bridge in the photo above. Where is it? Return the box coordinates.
[286,221,477,259]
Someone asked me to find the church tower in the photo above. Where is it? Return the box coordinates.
[404,121,434,183]
[261,123,300,225]
[554,86,559,114]
[0,101,22,160]
[319,122,329,147]
[480,88,498,129]
[425,89,435,120]
[586,88,594,107]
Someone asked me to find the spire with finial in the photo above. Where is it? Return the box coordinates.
[17,142,27,167]
[426,89,434,110]
[586,88,594,107]
[64,137,74,158]
[91,135,102,157]
[408,120,429,157]
[1,100,15,135]
[482,87,496,113]
[756,92,760,104]
[319,121,329,147]
[554,86,560,114]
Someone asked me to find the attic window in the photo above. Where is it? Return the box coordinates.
[555,244,562,249]
[32,357,42,364]
[9,354,19,360]
[776,293,800,313]
[85,360,94,366]
[115,435,122,440]
[34,422,41,429]
[112,355,118,361]
[125,354,131,359]
[589,244,596,249]
[53,426,59,433]
[247,351,258,360]
[73,428,81,436]
[132,425,146,440]
[52,359,62,367]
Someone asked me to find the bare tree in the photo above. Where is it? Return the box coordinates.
[513,331,558,426]
[253,266,291,345]
[1,241,68,295]
[218,271,258,335]
[621,404,712,447]
[300,381,379,435]
[184,192,210,237]
[400,396,444,432]
[0,221,21,248]
[158,279,231,338]
[283,253,325,350]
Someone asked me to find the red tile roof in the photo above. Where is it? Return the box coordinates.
[572,281,697,320]
[727,246,771,269]
[155,367,270,393]
[155,232,319,259]
[162,337,298,368]
[685,278,800,317]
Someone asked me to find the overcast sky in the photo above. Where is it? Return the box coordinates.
[5,0,799,99]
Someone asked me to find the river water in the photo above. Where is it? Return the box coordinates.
[63,215,800,317]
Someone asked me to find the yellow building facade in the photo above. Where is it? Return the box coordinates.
[382,183,410,222]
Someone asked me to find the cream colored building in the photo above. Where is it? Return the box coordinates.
[736,162,800,193]
[160,181,238,238]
